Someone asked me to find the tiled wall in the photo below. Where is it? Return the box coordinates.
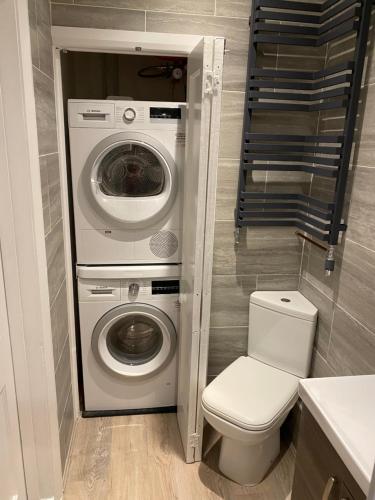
[28,0,74,473]
[51,0,324,379]
[300,21,375,378]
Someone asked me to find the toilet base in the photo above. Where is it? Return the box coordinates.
[218,429,280,485]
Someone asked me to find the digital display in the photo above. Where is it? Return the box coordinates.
[150,107,181,119]
[152,280,180,294]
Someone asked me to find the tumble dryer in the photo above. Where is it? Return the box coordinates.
[68,100,185,265]
[77,264,180,413]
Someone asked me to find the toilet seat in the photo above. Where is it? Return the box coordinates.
[202,356,299,432]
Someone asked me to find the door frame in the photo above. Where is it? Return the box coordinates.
[1,0,64,498]
[52,27,224,460]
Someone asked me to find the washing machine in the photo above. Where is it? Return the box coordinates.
[77,264,180,414]
[68,100,185,265]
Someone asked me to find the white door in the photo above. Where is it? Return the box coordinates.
[0,20,27,490]
[177,37,215,463]
[0,243,26,500]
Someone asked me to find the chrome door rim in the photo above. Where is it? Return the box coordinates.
[92,302,177,378]
[85,131,178,228]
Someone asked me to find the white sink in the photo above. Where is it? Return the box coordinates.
[299,375,375,496]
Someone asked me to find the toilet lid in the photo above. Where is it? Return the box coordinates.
[202,356,299,431]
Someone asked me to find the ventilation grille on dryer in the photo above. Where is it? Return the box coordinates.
[149,231,178,258]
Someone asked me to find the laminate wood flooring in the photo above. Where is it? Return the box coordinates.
[63,413,295,500]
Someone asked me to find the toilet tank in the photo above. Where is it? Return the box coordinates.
[248,291,318,378]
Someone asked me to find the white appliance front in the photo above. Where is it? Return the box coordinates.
[69,100,185,265]
[78,265,180,413]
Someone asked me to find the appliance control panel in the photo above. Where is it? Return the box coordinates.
[68,100,185,130]
[78,277,180,302]
[123,278,180,301]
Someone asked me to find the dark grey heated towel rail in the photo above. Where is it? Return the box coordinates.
[235,0,373,272]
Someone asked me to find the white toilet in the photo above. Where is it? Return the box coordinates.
[202,291,317,486]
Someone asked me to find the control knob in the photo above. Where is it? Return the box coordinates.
[123,107,136,122]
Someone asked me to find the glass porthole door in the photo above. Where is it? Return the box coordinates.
[98,143,165,198]
[86,132,178,228]
[92,303,176,378]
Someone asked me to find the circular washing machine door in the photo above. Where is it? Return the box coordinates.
[92,303,176,378]
[87,132,178,228]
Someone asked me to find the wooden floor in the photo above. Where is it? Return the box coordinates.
[63,413,295,500]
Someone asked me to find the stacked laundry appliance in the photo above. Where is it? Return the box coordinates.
[68,100,185,414]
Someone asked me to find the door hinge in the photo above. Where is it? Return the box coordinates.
[189,432,200,448]
[204,69,221,96]
[204,70,214,95]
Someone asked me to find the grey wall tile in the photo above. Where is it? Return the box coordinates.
[300,242,340,301]
[299,278,334,358]
[257,274,299,291]
[40,157,51,235]
[207,327,248,376]
[266,170,311,195]
[37,30,54,78]
[29,0,39,67]
[210,275,256,327]
[219,91,245,158]
[74,0,147,8]
[46,220,66,304]
[309,349,335,378]
[51,280,69,367]
[222,52,248,92]
[215,159,238,221]
[37,0,52,41]
[251,110,319,136]
[337,239,375,334]
[276,44,325,71]
[47,153,63,228]
[146,11,249,51]
[346,167,375,252]
[213,221,302,275]
[352,85,375,168]
[215,0,252,18]
[55,337,72,425]
[33,67,58,155]
[51,4,145,31]
[327,306,375,376]
[59,390,74,472]
[74,0,216,15]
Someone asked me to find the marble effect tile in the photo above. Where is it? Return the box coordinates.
[46,220,66,304]
[215,159,239,221]
[257,274,299,291]
[74,0,216,15]
[59,389,74,473]
[299,278,334,358]
[218,91,245,158]
[346,166,375,252]
[37,30,54,78]
[210,274,256,327]
[207,327,248,376]
[52,4,145,31]
[213,222,302,276]
[327,306,375,376]
[55,337,72,425]
[29,0,39,67]
[33,67,58,155]
[40,158,50,235]
[51,280,69,368]
[309,349,335,378]
[215,0,251,18]
[337,239,375,334]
